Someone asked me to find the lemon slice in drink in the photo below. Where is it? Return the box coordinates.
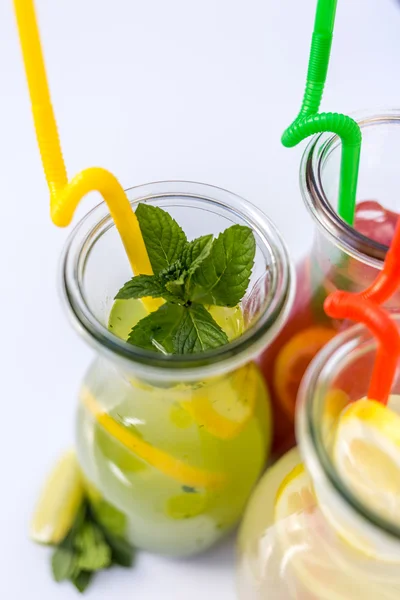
[81,388,226,489]
[333,398,400,518]
[273,462,342,599]
[182,362,263,440]
[30,450,84,545]
[207,305,244,340]
[110,299,251,441]
[272,401,400,597]
[273,461,395,599]
[109,300,244,344]
[274,462,314,517]
[109,298,148,339]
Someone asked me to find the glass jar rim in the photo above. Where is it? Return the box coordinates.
[297,315,400,543]
[61,180,294,381]
[300,108,400,270]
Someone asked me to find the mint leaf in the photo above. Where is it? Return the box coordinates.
[115,275,165,300]
[51,547,76,582]
[136,203,187,274]
[91,499,126,537]
[74,522,112,572]
[72,571,93,593]
[102,531,134,567]
[47,499,134,593]
[173,304,228,353]
[191,225,255,307]
[128,302,228,354]
[165,279,186,299]
[128,302,186,353]
[182,234,214,274]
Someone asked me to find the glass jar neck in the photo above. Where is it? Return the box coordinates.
[61,181,294,383]
[300,110,400,270]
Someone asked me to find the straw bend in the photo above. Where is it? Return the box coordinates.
[281,0,361,225]
[324,291,400,405]
[51,168,134,226]
[281,112,361,148]
[324,218,400,405]
[13,0,161,312]
[282,112,361,225]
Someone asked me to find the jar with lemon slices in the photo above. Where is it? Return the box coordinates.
[260,110,400,456]
[61,181,294,557]
[238,314,400,599]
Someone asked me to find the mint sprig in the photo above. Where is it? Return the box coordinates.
[116,203,256,354]
[50,500,134,593]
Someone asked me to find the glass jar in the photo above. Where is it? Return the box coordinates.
[238,317,400,599]
[61,181,294,557]
[260,109,400,455]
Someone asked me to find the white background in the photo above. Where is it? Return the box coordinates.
[1,0,400,598]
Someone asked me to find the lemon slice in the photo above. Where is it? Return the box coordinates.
[272,459,400,599]
[109,299,252,441]
[274,462,314,517]
[181,363,261,440]
[273,462,344,599]
[329,398,400,562]
[30,450,84,545]
[271,402,400,598]
[81,388,226,489]
[207,305,244,341]
[109,300,243,344]
[108,297,147,340]
[333,398,400,520]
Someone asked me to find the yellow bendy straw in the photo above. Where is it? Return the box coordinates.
[13,0,161,312]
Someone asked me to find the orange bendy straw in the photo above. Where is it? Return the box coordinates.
[13,0,160,312]
[324,292,400,406]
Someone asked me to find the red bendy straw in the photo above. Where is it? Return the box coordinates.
[324,216,400,405]
[324,291,400,405]
[361,217,400,305]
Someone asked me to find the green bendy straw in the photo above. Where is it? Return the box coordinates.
[282,0,361,225]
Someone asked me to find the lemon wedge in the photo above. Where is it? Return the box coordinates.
[30,450,84,545]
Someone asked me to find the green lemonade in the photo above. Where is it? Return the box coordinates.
[76,298,271,556]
